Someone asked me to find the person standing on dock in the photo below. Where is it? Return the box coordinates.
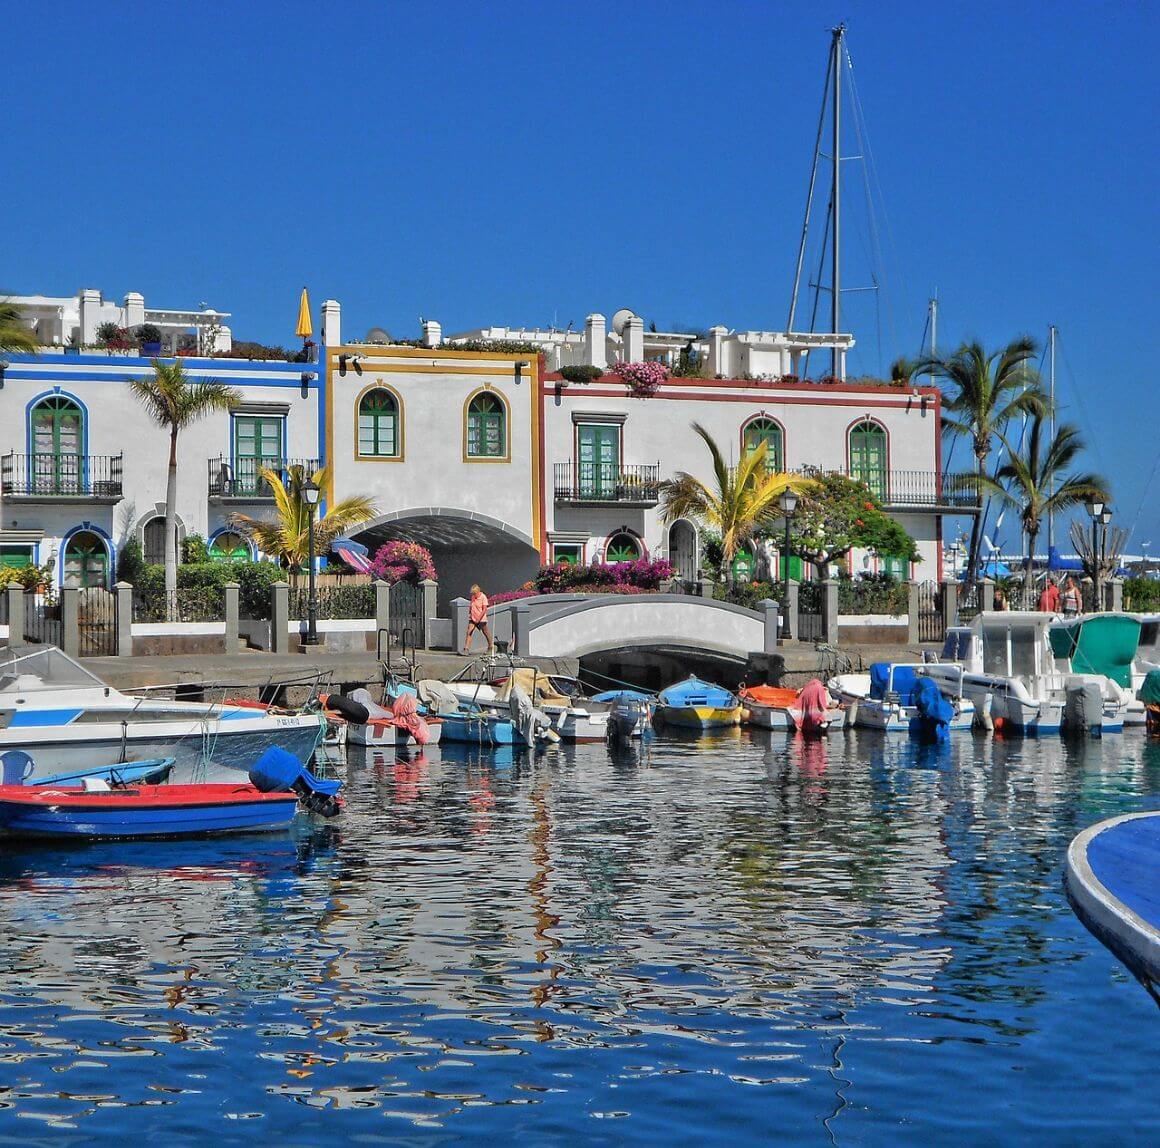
[1038,577,1061,613]
[463,584,494,654]
[1061,576,1082,617]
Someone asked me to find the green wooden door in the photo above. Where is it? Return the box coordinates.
[64,531,108,589]
[850,422,887,500]
[234,416,283,495]
[31,397,82,494]
[577,424,620,499]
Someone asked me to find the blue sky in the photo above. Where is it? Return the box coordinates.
[5,1,1157,553]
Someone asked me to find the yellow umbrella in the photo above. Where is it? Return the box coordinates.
[295,287,313,339]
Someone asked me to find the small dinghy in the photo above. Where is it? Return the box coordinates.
[655,676,741,730]
[2,751,174,789]
[740,683,844,734]
[323,690,443,748]
[592,690,654,741]
[0,746,342,840]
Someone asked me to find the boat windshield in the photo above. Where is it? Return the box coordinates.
[982,623,1040,680]
[1136,618,1160,664]
[0,646,107,693]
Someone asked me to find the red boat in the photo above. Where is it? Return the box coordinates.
[0,783,303,840]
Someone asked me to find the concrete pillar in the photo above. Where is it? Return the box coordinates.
[224,582,240,654]
[784,579,799,642]
[699,571,717,599]
[61,587,80,658]
[451,596,469,653]
[823,579,840,643]
[942,579,958,630]
[760,599,780,653]
[512,601,530,655]
[321,299,341,347]
[907,581,920,645]
[270,581,290,655]
[422,320,442,347]
[1109,578,1123,613]
[622,315,644,363]
[5,586,26,648]
[78,288,102,345]
[584,313,607,370]
[980,578,995,612]
[707,325,727,377]
[374,579,391,639]
[419,579,437,648]
[123,292,145,330]
[115,581,133,656]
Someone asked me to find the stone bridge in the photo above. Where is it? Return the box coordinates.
[451,593,780,660]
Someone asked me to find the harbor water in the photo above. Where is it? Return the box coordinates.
[0,730,1157,1143]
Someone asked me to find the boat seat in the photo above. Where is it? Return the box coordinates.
[82,777,111,792]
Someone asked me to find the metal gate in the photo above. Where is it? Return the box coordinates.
[23,592,62,647]
[78,588,117,656]
[389,581,424,646]
[916,581,945,643]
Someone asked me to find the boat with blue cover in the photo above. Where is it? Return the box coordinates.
[1066,811,1160,996]
[592,689,654,740]
[0,751,174,789]
[0,746,342,840]
[831,663,974,733]
[655,676,741,730]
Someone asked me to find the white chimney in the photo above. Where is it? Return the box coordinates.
[584,313,607,370]
[422,319,442,347]
[322,299,342,347]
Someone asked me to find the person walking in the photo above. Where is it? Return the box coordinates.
[1061,576,1082,617]
[463,584,494,654]
[1037,577,1061,613]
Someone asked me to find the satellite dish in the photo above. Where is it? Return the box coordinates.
[365,327,391,344]
[611,308,637,336]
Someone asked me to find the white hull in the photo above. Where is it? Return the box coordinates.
[346,720,443,747]
[745,704,844,732]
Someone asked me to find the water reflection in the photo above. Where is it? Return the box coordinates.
[0,732,1157,1139]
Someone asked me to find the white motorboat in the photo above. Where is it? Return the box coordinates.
[448,668,610,742]
[0,646,325,781]
[920,612,1129,735]
[829,663,974,733]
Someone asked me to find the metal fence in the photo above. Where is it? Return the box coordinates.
[290,583,376,621]
[23,592,62,647]
[916,581,945,643]
[389,581,425,645]
[78,588,117,656]
[797,582,824,641]
[134,588,226,623]
[1,453,124,498]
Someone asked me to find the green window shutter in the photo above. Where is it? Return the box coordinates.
[358,390,399,457]
[742,418,783,472]
[0,546,33,569]
[233,416,284,494]
[552,544,583,565]
[850,421,887,500]
[31,396,83,494]
[577,424,620,497]
[467,395,506,458]
[607,533,641,563]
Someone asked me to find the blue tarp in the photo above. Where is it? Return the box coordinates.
[869,663,918,704]
[909,677,954,743]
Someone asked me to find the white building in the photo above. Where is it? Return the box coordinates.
[1,294,972,605]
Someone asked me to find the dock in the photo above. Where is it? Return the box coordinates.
[1066,812,1160,997]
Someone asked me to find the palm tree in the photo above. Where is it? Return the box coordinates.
[914,336,1047,582]
[0,302,37,353]
[982,415,1108,583]
[128,361,241,608]
[659,423,815,587]
[229,464,375,575]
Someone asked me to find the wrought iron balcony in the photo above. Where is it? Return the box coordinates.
[554,462,661,507]
[208,456,320,500]
[1,453,123,500]
[873,470,982,510]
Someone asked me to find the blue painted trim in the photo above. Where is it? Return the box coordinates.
[5,370,311,389]
[58,521,115,590]
[206,527,255,561]
[9,709,84,727]
[4,353,310,374]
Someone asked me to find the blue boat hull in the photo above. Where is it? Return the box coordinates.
[0,797,300,840]
[437,713,521,745]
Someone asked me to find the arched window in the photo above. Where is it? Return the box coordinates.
[606,532,643,563]
[63,530,109,589]
[30,395,83,494]
[742,416,784,472]
[209,531,252,563]
[849,420,888,500]
[142,517,168,566]
[357,388,401,458]
[465,392,508,459]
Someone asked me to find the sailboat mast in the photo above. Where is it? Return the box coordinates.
[830,23,844,378]
[1047,324,1057,554]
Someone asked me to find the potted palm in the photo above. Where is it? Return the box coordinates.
[136,323,163,356]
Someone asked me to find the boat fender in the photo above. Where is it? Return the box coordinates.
[321,693,370,725]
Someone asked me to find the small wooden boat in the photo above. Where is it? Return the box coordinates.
[0,783,302,840]
[740,685,844,733]
[655,676,741,730]
[2,751,174,788]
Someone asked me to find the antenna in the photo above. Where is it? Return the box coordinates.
[611,309,636,336]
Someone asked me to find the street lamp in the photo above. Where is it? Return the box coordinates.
[303,477,321,645]
[1086,499,1105,613]
[779,488,798,633]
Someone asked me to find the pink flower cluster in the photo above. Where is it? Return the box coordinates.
[368,540,437,585]
[611,360,670,396]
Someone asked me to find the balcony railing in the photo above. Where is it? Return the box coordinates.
[208,456,320,499]
[869,469,981,509]
[1,453,123,499]
[554,462,661,506]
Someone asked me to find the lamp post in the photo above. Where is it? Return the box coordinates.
[779,488,798,634]
[1099,507,1113,610]
[1086,498,1105,612]
[303,477,321,645]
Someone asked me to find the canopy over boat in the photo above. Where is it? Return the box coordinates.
[0,646,106,694]
[1049,615,1141,688]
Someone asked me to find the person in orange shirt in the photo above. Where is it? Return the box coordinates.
[463,584,494,654]
[1037,577,1061,613]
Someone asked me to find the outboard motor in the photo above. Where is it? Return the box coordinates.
[908,677,954,743]
[249,746,343,817]
[1065,681,1104,735]
[508,685,553,746]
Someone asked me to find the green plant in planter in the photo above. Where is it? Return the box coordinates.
[559,364,603,384]
[136,323,163,349]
